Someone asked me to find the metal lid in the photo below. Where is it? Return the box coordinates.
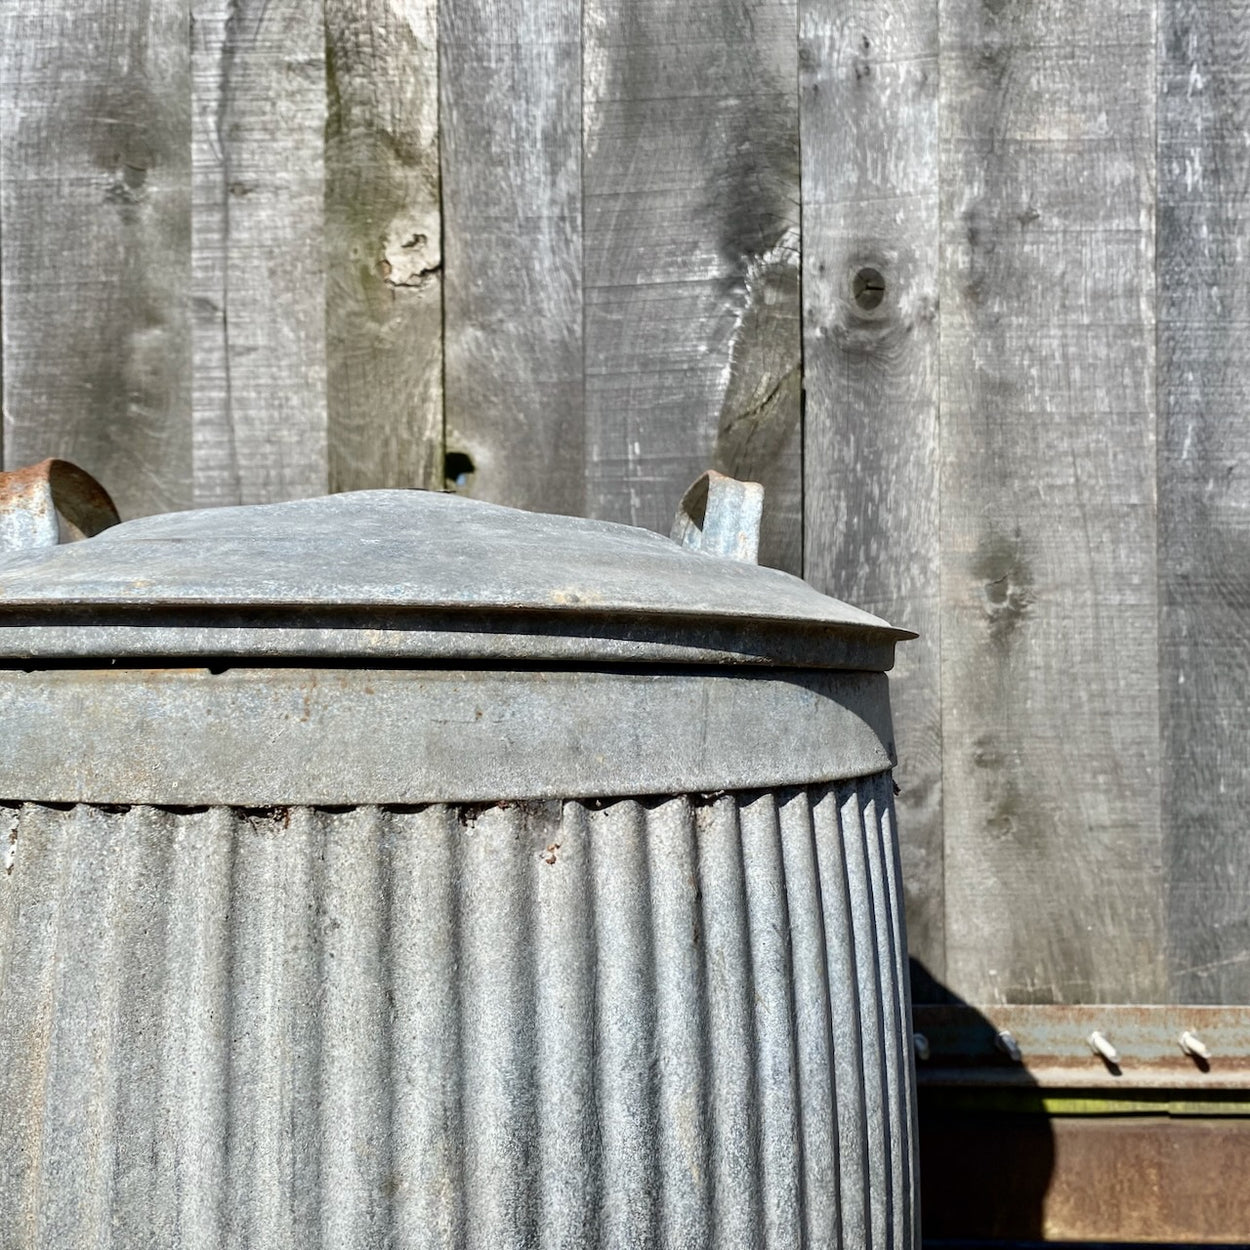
[0,465,913,669]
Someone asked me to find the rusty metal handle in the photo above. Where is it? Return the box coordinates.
[0,459,120,553]
[671,470,764,564]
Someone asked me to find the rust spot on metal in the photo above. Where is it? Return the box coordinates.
[0,458,120,552]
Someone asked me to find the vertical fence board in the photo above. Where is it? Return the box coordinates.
[583,0,802,572]
[190,0,327,507]
[440,0,583,515]
[325,0,443,495]
[190,0,231,505]
[1159,2,1250,1005]
[0,0,191,519]
[939,0,1163,1004]
[799,0,943,982]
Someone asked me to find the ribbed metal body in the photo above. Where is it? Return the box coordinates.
[0,774,915,1250]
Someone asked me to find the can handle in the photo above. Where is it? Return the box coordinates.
[0,459,121,553]
[670,470,764,564]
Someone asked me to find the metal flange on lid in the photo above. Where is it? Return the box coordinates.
[0,463,913,670]
[0,462,915,802]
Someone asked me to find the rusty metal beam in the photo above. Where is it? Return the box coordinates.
[919,1106,1250,1243]
[912,1004,1250,1090]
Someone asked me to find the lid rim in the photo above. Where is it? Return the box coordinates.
[0,488,914,666]
[0,598,916,641]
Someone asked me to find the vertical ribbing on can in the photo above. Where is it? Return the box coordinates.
[388,804,464,1248]
[533,802,598,1250]
[873,773,921,1250]
[158,806,232,1249]
[0,776,915,1249]
[0,803,64,1245]
[225,805,322,1248]
[645,796,708,1246]
[318,805,393,1250]
[591,798,659,1246]
[779,788,839,1249]
[741,793,803,1250]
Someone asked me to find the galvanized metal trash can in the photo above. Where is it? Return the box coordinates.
[0,463,918,1250]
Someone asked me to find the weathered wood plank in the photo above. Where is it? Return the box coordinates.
[325,0,442,495]
[440,0,583,515]
[799,1,943,984]
[583,0,802,572]
[939,0,1163,1003]
[1159,2,1250,1004]
[0,0,191,519]
[191,0,327,507]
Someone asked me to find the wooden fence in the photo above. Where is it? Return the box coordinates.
[1,0,1245,1007]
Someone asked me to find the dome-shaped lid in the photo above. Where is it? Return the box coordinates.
[0,464,912,670]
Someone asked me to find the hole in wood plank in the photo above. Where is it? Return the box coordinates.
[444,451,476,489]
[852,266,887,310]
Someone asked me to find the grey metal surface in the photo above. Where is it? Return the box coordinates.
[671,470,766,564]
[0,665,894,806]
[0,466,917,1244]
[0,776,917,1249]
[0,489,911,668]
[0,615,902,670]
